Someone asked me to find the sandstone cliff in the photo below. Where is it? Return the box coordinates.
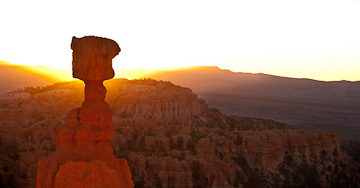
[111,123,358,187]
[36,36,133,188]
[106,79,227,127]
[0,79,359,187]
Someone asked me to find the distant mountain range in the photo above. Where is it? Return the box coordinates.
[0,61,72,94]
[119,66,360,140]
[122,66,360,101]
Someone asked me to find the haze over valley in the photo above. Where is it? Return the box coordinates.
[2,63,360,141]
[0,61,72,94]
[123,66,360,140]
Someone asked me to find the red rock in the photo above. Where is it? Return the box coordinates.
[198,156,236,187]
[37,36,133,188]
[240,129,340,169]
[211,172,229,188]
[54,161,122,188]
[196,138,215,157]
[71,36,120,81]
[108,81,228,126]
[144,136,171,152]
[127,153,193,188]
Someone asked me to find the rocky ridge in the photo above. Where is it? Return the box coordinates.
[0,79,359,187]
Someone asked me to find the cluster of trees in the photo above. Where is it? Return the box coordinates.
[10,82,66,94]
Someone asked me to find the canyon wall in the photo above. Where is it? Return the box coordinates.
[106,79,227,127]
[0,79,359,187]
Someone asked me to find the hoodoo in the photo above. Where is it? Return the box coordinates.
[36,36,134,188]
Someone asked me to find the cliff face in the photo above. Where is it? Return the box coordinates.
[105,79,359,187]
[106,79,227,127]
[1,79,359,188]
[111,124,357,188]
[127,153,193,188]
[120,66,360,141]
[240,129,340,169]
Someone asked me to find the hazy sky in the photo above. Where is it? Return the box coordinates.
[1,0,359,81]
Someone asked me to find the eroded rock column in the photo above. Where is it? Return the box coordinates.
[37,36,134,188]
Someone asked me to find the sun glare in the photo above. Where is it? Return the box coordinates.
[1,0,360,81]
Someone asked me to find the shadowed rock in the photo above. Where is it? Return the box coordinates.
[71,36,120,81]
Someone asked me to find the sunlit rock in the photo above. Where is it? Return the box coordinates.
[36,36,133,188]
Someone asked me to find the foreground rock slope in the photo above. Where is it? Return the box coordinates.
[0,78,359,187]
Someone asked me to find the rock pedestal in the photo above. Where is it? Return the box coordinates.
[36,36,134,188]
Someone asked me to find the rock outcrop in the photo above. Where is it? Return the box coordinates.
[36,36,133,188]
[240,129,341,169]
[117,125,359,188]
[106,79,227,127]
[2,78,359,187]
[127,153,193,188]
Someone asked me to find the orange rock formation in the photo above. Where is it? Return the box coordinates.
[36,36,134,188]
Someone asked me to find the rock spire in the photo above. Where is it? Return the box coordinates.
[36,36,134,188]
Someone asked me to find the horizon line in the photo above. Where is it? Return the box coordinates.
[1,61,359,82]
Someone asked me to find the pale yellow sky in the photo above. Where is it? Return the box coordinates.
[1,0,359,81]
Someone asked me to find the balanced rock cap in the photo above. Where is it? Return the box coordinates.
[71,36,121,81]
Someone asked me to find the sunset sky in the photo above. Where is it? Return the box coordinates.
[1,0,359,81]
